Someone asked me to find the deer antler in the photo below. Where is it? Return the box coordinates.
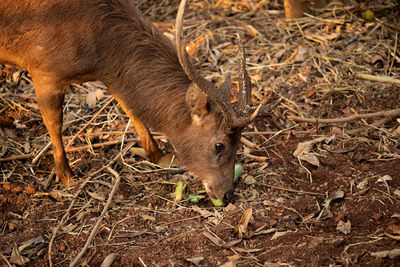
[175,0,259,129]
[230,35,261,128]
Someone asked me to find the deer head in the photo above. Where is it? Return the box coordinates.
[174,0,259,204]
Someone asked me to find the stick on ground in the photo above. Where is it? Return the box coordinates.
[289,108,400,124]
[69,167,121,267]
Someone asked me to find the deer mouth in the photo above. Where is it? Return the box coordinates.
[203,182,218,200]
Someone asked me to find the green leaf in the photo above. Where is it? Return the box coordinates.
[188,194,205,203]
[174,181,185,201]
[211,198,224,207]
[234,164,243,182]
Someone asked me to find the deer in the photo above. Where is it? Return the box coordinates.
[0,0,259,204]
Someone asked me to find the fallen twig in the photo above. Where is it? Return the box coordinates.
[349,116,394,135]
[48,174,95,267]
[0,252,12,267]
[355,73,400,85]
[0,136,165,162]
[32,141,52,164]
[289,108,400,124]
[260,183,324,196]
[69,167,121,267]
[384,232,400,241]
[66,96,114,149]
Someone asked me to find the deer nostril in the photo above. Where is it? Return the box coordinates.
[222,190,234,204]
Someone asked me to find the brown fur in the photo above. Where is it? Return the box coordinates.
[0,0,240,203]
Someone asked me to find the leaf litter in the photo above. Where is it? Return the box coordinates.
[0,0,400,266]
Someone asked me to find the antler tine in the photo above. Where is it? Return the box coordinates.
[175,0,235,124]
[237,34,251,107]
[237,34,251,109]
[229,34,260,129]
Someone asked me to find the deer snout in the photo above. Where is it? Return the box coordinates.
[203,181,234,205]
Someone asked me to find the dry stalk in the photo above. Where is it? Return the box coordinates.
[66,96,114,149]
[355,73,400,85]
[289,108,400,124]
[69,167,121,267]
[48,174,95,267]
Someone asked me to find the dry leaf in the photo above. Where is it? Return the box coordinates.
[202,231,241,248]
[286,45,308,63]
[219,261,235,267]
[336,220,351,234]
[377,175,392,183]
[3,183,11,191]
[394,126,400,137]
[293,136,326,158]
[316,190,344,220]
[192,206,213,218]
[24,185,36,195]
[234,247,263,253]
[306,32,340,42]
[225,203,236,212]
[141,214,156,222]
[254,227,277,236]
[274,48,287,62]
[186,257,204,266]
[187,34,206,56]
[101,253,118,267]
[24,142,31,153]
[325,190,344,207]
[357,178,369,190]
[86,90,97,107]
[95,88,104,100]
[10,244,30,265]
[299,152,320,167]
[13,120,27,129]
[130,147,147,158]
[246,25,260,37]
[387,224,400,235]
[4,128,17,138]
[87,191,106,202]
[236,208,253,239]
[244,175,257,185]
[270,230,292,240]
[228,254,240,261]
[264,262,285,267]
[157,153,179,168]
[369,54,384,65]
[86,89,104,107]
[62,223,77,233]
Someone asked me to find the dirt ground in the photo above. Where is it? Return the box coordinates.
[1,0,400,266]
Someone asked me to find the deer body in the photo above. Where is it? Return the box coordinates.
[1,0,257,203]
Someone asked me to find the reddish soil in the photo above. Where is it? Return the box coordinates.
[1,0,399,266]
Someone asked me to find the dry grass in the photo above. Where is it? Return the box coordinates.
[1,0,399,266]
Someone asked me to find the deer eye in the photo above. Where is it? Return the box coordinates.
[215,143,225,153]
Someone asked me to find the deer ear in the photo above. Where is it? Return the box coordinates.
[186,83,208,124]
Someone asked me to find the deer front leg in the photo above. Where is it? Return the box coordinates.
[33,76,73,186]
[128,115,164,163]
[110,95,164,163]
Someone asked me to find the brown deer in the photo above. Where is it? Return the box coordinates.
[0,0,258,204]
